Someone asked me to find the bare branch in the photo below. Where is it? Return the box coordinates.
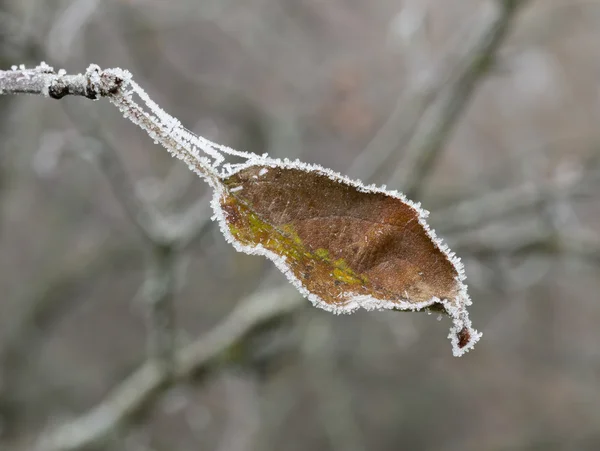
[34,285,301,451]
[348,8,475,183]
[450,220,600,265]
[435,179,581,236]
[93,144,167,245]
[1,62,234,429]
[0,241,139,438]
[390,0,529,197]
[301,316,366,451]
[143,243,178,374]
[0,63,222,185]
[347,73,447,183]
[58,121,180,374]
[167,193,213,249]
[213,371,261,451]
[434,142,600,236]
[86,139,210,370]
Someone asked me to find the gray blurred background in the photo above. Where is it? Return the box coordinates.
[1,0,600,450]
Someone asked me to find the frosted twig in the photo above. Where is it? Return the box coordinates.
[0,63,252,186]
[34,285,301,451]
[0,63,97,97]
[389,0,529,198]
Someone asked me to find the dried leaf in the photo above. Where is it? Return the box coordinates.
[212,159,480,356]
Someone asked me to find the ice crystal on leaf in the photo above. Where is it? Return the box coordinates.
[102,66,481,356]
[212,159,480,356]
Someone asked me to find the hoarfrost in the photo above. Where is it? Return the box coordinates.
[210,157,481,356]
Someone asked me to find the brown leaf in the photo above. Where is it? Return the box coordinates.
[212,159,480,356]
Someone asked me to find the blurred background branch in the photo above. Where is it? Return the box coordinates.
[389,0,530,198]
[2,0,600,450]
[34,285,300,451]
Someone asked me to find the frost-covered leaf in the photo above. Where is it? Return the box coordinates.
[88,66,480,356]
[212,159,481,356]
